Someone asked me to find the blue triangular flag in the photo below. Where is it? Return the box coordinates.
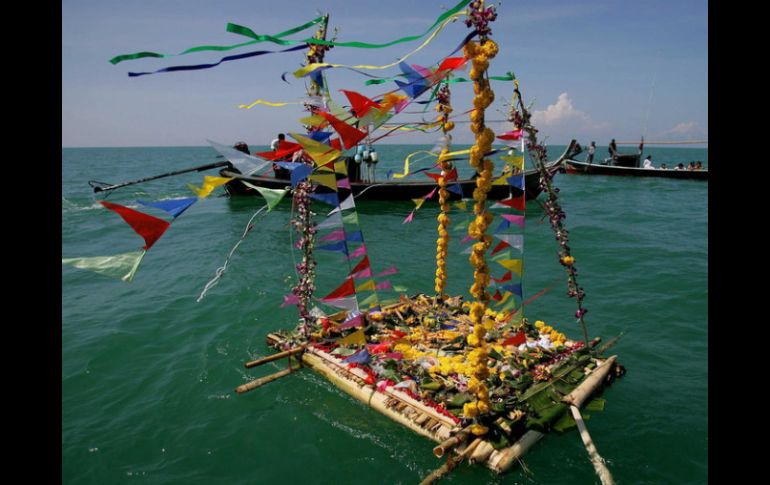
[447,183,464,196]
[317,241,349,255]
[274,161,304,170]
[137,197,197,219]
[344,348,370,364]
[291,164,314,187]
[311,192,340,206]
[494,219,512,234]
[506,174,525,189]
[502,283,523,297]
[346,231,364,242]
[309,131,333,142]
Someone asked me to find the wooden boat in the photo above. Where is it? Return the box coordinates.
[220,141,578,201]
[565,158,708,180]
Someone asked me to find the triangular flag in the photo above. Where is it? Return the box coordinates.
[316,211,343,230]
[340,90,381,117]
[347,244,367,260]
[322,277,356,301]
[137,197,197,219]
[62,250,146,282]
[497,259,523,275]
[492,196,526,211]
[100,201,171,250]
[339,314,365,330]
[310,192,340,207]
[403,211,415,224]
[492,289,502,301]
[188,175,232,198]
[495,234,524,252]
[349,256,371,275]
[329,194,355,215]
[334,160,348,175]
[492,175,509,186]
[317,111,367,150]
[342,212,359,225]
[346,231,364,242]
[207,139,268,175]
[298,114,327,127]
[290,164,314,187]
[502,283,523,297]
[375,280,393,291]
[322,296,359,312]
[507,174,525,189]
[502,331,526,347]
[317,241,349,255]
[359,292,380,308]
[351,267,373,279]
[291,132,342,167]
[412,198,426,210]
[338,328,367,346]
[338,178,351,189]
[495,291,513,307]
[500,154,525,169]
[280,293,301,308]
[447,184,464,196]
[309,131,333,142]
[319,229,346,242]
[356,280,377,292]
[497,130,523,141]
[252,186,288,211]
[493,271,512,283]
[437,57,467,72]
[494,219,511,233]
[375,265,398,277]
[491,240,510,255]
[327,98,359,126]
[309,173,339,191]
[500,214,526,228]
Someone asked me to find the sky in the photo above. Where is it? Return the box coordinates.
[62,0,708,148]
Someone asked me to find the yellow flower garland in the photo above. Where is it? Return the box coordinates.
[435,85,455,296]
[461,38,499,423]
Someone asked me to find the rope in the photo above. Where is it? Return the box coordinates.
[196,204,269,302]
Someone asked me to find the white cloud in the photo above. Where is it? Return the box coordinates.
[532,92,594,127]
[665,121,707,137]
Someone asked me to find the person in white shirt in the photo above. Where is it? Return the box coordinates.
[270,133,285,151]
[587,141,596,164]
[642,155,654,169]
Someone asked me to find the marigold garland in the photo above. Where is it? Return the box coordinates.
[434,83,454,296]
[460,0,498,427]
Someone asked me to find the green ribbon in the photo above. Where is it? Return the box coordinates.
[227,0,471,49]
[110,15,325,64]
[364,71,516,86]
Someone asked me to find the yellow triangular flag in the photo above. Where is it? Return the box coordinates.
[500,154,525,169]
[412,198,426,210]
[338,328,366,345]
[495,291,513,307]
[454,200,467,211]
[291,132,342,167]
[308,173,338,191]
[497,259,523,275]
[355,280,376,292]
[492,175,509,186]
[299,114,327,127]
[334,160,348,175]
[188,176,232,198]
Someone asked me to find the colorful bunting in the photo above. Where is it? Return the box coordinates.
[62,250,146,282]
[137,197,197,219]
[317,241,349,255]
[317,111,367,149]
[187,175,233,198]
[321,277,356,301]
[100,201,171,250]
[338,328,367,345]
[310,192,341,207]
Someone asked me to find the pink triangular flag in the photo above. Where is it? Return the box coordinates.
[403,211,415,224]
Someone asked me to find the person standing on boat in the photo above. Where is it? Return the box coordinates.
[271,133,290,179]
[587,141,596,164]
[608,139,617,157]
[642,155,654,169]
[270,133,285,151]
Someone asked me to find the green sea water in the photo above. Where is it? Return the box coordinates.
[62,144,707,484]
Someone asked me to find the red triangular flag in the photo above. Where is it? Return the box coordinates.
[100,200,171,250]
[321,277,356,301]
[492,271,512,283]
[445,167,458,181]
[329,138,342,151]
[491,240,510,255]
[492,289,502,301]
[437,57,467,72]
[349,255,371,275]
[318,111,367,150]
[502,331,526,346]
[425,172,442,182]
[340,90,381,118]
[498,196,526,211]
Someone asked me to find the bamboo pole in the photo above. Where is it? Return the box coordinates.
[487,430,544,473]
[562,356,617,408]
[235,367,296,394]
[433,426,472,457]
[570,405,615,485]
[244,346,304,368]
[469,440,495,464]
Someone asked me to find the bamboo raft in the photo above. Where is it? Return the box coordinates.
[239,295,623,477]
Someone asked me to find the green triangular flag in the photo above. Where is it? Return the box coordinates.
[62,250,146,282]
[244,183,288,211]
[342,212,359,225]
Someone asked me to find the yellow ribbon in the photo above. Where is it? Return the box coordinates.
[392,148,471,179]
[238,99,300,109]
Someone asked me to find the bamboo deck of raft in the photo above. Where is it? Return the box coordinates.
[264,331,616,474]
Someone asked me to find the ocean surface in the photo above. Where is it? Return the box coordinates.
[62,144,708,484]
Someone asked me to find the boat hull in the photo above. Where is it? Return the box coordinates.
[565,159,708,180]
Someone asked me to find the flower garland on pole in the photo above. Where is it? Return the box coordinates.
[510,80,591,344]
[434,82,455,298]
[291,15,333,332]
[461,0,498,436]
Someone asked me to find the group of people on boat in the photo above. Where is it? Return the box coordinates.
[643,155,704,171]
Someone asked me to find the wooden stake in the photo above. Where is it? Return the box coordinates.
[235,367,296,394]
[244,346,304,368]
[570,405,615,485]
[562,356,617,408]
